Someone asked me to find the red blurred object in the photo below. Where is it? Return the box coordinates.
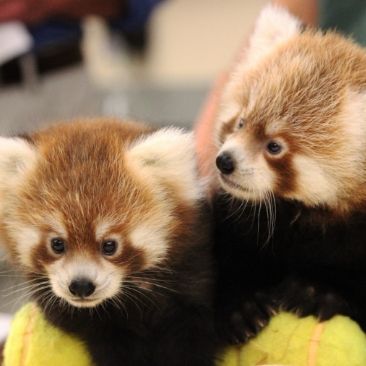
[0,0,124,24]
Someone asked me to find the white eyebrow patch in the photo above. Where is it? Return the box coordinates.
[44,214,68,238]
[218,101,241,125]
[129,224,169,268]
[265,120,287,136]
[95,218,118,242]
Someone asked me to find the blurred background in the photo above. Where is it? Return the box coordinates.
[0,0,267,317]
[0,0,268,134]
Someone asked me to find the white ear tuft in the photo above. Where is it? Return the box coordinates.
[128,128,193,166]
[127,128,203,202]
[0,137,36,189]
[245,4,302,67]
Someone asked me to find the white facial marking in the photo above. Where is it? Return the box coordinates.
[95,217,123,242]
[44,214,68,239]
[129,223,168,268]
[340,89,366,163]
[218,102,241,128]
[48,257,123,308]
[265,120,288,137]
[291,155,338,206]
[217,137,275,200]
[11,226,40,268]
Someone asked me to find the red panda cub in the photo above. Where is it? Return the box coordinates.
[213,5,366,344]
[0,119,216,366]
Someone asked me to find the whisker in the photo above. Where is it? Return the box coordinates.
[2,283,50,297]
[120,288,144,318]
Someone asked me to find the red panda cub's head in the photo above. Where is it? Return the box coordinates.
[215,5,366,216]
[0,120,203,308]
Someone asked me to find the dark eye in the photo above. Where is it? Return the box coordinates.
[267,141,282,155]
[102,240,118,256]
[238,118,245,129]
[50,238,66,254]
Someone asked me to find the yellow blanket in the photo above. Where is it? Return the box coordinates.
[3,303,366,366]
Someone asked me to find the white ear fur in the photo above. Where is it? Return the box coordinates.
[245,4,302,68]
[0,137,36,189]
[126,128,203,202]
[216,5,302,127]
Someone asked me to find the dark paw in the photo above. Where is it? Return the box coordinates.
[217,293,276,345]
[275,278,349,321]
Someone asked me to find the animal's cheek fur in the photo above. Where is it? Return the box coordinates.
[216,137,271,197]
[109,239,147,274]
[30,240,60,272]
[237,153,275,193]
[288,155,339,206]
[1,223,43,269]
[266,152,340,207]
[265,153,297,196]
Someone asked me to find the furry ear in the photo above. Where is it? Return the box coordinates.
[216,5,303,125]
[0,137,37,189]
[245,4,302,67]
[126,128,203,202]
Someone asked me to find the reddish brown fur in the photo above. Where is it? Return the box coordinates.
[266,154,296,195]
[1,119,204,279]
[0,118,216,366]
[13,120,152,272]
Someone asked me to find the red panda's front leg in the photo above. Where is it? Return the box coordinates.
[272,275,354,322]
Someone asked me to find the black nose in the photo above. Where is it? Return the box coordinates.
[69,278,96,298]
[216,152,235,175]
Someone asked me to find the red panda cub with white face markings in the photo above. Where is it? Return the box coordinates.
[213,5,366,345]
[0,119,216,366]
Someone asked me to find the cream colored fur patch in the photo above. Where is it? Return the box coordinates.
[0,137,36,189]
[48,257,124,308]
[129,222,169,268]
[218,137,276,200]
[95,217,124,242]
[11,226,40,268]
[292,155,338,206]
[44,214,68,239]
[127,128,203,203]
[244,4,301,69]
[339,89,366,161]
